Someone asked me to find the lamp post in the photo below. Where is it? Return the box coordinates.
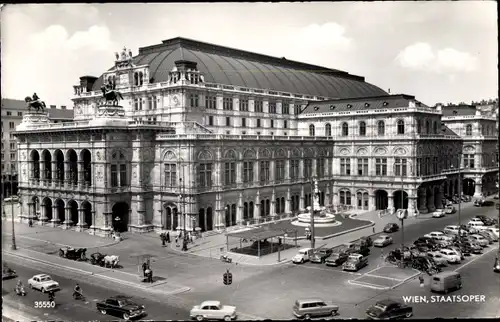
[393,161,411,261]
[3,175,18,250]
[450,162,463,237]
[308,176,318,249]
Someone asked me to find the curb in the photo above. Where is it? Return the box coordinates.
[321,221,375,240]
[2,230,122,249]
[3,250,191,296]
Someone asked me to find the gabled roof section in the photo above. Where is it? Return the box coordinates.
[441,105,477,116]
[301,94,425,114]
[2,98,26,110]
[92,37,388,99]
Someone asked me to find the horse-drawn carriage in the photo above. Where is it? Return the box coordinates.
[90,252,107,266]
[59,247,87,261]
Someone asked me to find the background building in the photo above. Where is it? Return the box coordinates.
[1,99,73,197]
[13,37,498,237]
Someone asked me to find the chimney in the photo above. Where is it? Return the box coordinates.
[174,60,198,73]
[79,76,99,93]
[50,105,56,109]
[436,103,443,112]
[61,105,66,110]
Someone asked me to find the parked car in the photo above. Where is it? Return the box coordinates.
[432,209,445,218]
[2,267,17,280]
[453,242,472,256]
[444,205,456,214]
[443,225,468,236]
[439,249,461,264]
[27,274,60,293]
[424,231,446,239]
[373,235,393,248]
[383,223,399,233]
[310,248,333,264]
[475,215,495,226]
[476,230,496,243]
[325,250,349,267]
[485,227,499,239]
[443,247,464,260]
[460,241,482,254]
[473,199,484,207]
[292,298,339,319]
[365,299,413,320]
[468,234,489,247]
[190,300,237,321]
[293,248,314,264]
[467,222,488,232]
[414,237,438,249]
[342,254,368,272]
[96,296,145,320]
[426,251,448,266]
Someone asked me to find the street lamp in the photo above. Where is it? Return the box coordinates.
[450,163,464,237]
[393,161,412,261]
[308,176,318,249]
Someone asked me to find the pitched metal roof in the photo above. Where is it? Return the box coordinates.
[226,225,297,241]
[301,94,424,114]
[441,105,477,116]
[47,108,74,120]
[2,98,26,110]
[93,37,387,99]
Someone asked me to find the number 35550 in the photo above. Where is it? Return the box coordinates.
[34,301,55,308]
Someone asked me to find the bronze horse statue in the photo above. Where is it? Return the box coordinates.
[25,96,46,112]
[101,86,124,106]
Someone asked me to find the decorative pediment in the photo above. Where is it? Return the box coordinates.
[162,150,176,161]
[259,148,271,158]
[463,145,475,153]
[393,148,407,155]
[198,150,213,161]
[223,149,238,160]
[243,148,256,159]
[275,148,287,158]
[338,148,350,156]
[356,148,368,156]
[373,147,387,155]
[291,148,301,158]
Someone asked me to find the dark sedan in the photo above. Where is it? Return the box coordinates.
[310,248,333,263]
[2,267,17,280]
[325,251,349,267]
[383,223,399,233]
[96,295,146,320]
[475,215,495,226]
[366,299,413,320]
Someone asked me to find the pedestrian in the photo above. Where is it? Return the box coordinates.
[28,219,33,227]
[372,227,375,234]
[182,240,188,251]
[142,262,147,276]
[161,233,166,246]
[418,274,424,287]
[166,231,170,243]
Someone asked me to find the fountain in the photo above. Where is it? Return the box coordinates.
[292,180,341,228]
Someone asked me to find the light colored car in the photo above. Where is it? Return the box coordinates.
[426,251,448,266]
[190,301,237,321]
[444,206,456,214]
[443,225,468,236]
[468,222,488,232]
[424,231,445,239]
[439,249,461,264]
[485,227,499,239]
[432,210,445,218]
[292,248,314,264]
[443,247,463,260]
[468,234,489,247]
[342,254,368,272]
[469,218,485,225]
[373,235,393,247]
[293,298,339,319]
[28,274,60,293]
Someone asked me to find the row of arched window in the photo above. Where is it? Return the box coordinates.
[309,120,405,137]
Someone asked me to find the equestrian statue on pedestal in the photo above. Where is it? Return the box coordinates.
[100,79,123,106]
[25,93,46,112]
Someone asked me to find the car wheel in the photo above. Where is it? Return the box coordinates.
[100,309,106,315]
[301,259,304,264]
[223,316,231,321]
[29,284,33,289]
[304,314,311,320]
[122,313,130,320]
[41,288,46,293]
[196,315,204,321]
[405,312,413,318]
[331,310,338,316]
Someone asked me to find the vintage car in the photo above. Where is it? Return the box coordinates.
[426,251,448,266]
[310,248,333,264]
[373,235,393,248]
[432,209,445,218]
[444,206,456,214]
[366,299,413,320]
[475,215,495,226]
[292,248,314,264]
[424,231,446,239]
[439,249,461,264]
[473,199,484,207]
[325,250,349,267]
[476,230,496,243]
[2,266,17,280]
[468,234,489,247]
[383,223,399,233]
[96,295,146,320]
[293,298,339,319]
[485,227,499,239]
[190,300,237,321]
[443,225,467,236]
[342,254,368,272]
[27,274,60,293]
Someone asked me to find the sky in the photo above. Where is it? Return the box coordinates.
[1,2,497,107]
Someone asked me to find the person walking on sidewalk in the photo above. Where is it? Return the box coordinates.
[160,233,166,246]
[175,236,179,247]
[166,231,170,243]
[142,262,148,276]
[28,219,33,227]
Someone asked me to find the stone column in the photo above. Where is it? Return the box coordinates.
[237,192,243,225]
[40,160,46,185]
[51,161,57,187]
[214,193,224,230]
[407,197,417,217]
[89,210,96,229]
[299,159,304,181]
[271,189,276,217]
[285,188,291,214]
[75,208,87,231]
[299,185,305,211]
[64,161,70,183]
[77,161,84,188]
[427,189,436,212]
[38,201,48,224]
[326,184,331,206]
[312,159,317,178]
[418,188,428,214]
[50,205,59,226]
[388,195,394,212]
[436,185,444,209]
[368,193,376,211]
[62,206,73,229]
[285,159,290,183]
[236,162,243,185]
[136,195,145,226]
[270,160,275,183]
[473,179,483,198]
[254,192,261,219]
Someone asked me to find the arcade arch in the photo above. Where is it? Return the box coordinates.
[374,190,388,210]
[112,202,129,232]
[393,190,408,210]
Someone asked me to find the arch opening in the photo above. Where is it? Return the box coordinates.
[393,190,409,210]
[112,202,129,232]
[375,190,388,210]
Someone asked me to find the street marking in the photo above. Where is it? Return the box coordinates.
[293,264,363,276]
[363,274,403,281]
[348,279,389,290]
[454,245,498,272]
[390,271,421,289]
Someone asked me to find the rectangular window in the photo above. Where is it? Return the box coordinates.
[111,165,118,187]
[243,161,254,183]
[269,101,277,114]
[241,118,246,127]
[259,161,270,183]
[284,120,288,129]
[119,164,127,187]
[275,160,285,182]
[7,112,11,116]
[223,97,233,111]
[148,96,153,110]
[226,117,231,127]
[316,158,325,178]
[294,105,301,115]
[256,119,261,128]
[9,122,14,129]
[17,112,22,116]
[290,160,299,181]
[394,158,408,176]
[10,143,15,150]
[375,158,387,176]
[357,158,369,176]
[10,153,15,160]
[433,156,438,174]
[10,133,15,139]
[205,95,217,109]
[304,159,312,179]
[239,98,249,111]
[1,153,3,160]
[340,158,351,175]
[164,163,177,187]
[198,163,212,187]
[254,100,263,113]
[189,93,199,107]
[208,116,214,126]
[282,102,290,115]
[270,120,274,128]
[153,96,157,109]
[464,154,475,168]
[224,162,236,185]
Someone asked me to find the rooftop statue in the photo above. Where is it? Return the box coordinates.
[100,86,123,106]
[25,93,46,112]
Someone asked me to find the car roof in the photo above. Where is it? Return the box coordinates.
[377,235,390,238]
[445,225,458,228]
[299,248,313,251]
[433,271,460,278]
[296,298,325,304]
[376,299,399,306]
[34,274,51,279]
[201,301,221,307]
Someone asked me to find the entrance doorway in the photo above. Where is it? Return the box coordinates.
[206,207,213,231]
[199,208,206,231]
[463,179,475,196]
[112,202,129,232]
[375,190,388,210]
[393,190,409,209]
